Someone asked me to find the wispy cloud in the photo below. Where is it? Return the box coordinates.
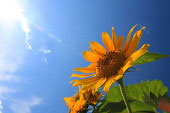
[0,29,25,112]
[39,46,51,64]
[10,96,42,113]
[14,0,32,50]
[19,14,32,50]
[0,33,24,83]
[0,100,3,113]
[0,74,20,82]
[39,46,51,54]
[0,86,16,95]
[41,57,48,64]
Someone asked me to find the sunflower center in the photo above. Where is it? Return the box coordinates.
[97,51,126,78]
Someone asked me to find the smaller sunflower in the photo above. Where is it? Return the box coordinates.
[83,88,102,105]
[70,25,150,93]
[64,92,87,113]
[64,87,102,113]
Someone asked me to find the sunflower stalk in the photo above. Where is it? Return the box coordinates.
[118,78,132,113]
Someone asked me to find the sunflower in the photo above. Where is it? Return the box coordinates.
[64,87,102,113]
[64,92,87,113]
[82,88,102,105]
[70,25,150,93]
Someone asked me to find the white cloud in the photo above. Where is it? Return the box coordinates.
[41,57,48,64]
[39,46,51,54]
[0,74,20,82]
[0,86,16,95]
[38,40,52,63]
[10,96,42,113]
[0,32,24,83]
[0,86,15,113]
[0,100,3,113]
[39,46,51,64]
[19,14,32,50]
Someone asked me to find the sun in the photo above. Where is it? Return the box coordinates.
[0,0,23,23]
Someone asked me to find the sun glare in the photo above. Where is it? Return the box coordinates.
[0,0,23,22]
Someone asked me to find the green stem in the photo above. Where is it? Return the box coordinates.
[118,78,132,113]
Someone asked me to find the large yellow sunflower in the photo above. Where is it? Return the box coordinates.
[71,25,150,93]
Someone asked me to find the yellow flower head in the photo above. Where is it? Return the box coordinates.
[64,92,87,113]
[64,87,102,113]
[71,25,150,93]
[82,88,102,105]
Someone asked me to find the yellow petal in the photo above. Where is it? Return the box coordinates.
[136,27,146,38]
[70,110,77,113]
[71,77,99,86]
[123,25,138,50]
[64,97,73,104]
[103,76,114,93]
[64,97,75,108]
[88,63,97,68]
[117,35,124,51]
[102,32,114,51]
[93,78,106,90]
[73,96,86,112]
[125,34,140,56]
[90,48,103,58]
[79,96,86,105]
[71,73,95,78]
[73,63,97,73]
[130,44,150,61]
[112,27,118,50]
[103,75,123,93]
[83,51,99,63]
[82,78,106,91]
[124,27,146,56]
[73,67,96,73]
[82,81,98,91]
[90,41,106,54]
[127,25,138,41]
[117,61,134,75]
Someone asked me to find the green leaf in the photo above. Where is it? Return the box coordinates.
[93,86,126,113]
[126,80,168,101]
[93,80,168,113]
[134,52,170,65]
[93,100,126,113]
[126,100,156,112]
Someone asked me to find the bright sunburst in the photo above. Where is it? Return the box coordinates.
[0,0,32,49]
[0,0,23,22]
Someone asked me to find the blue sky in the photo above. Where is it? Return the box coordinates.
[0,0,170,113]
